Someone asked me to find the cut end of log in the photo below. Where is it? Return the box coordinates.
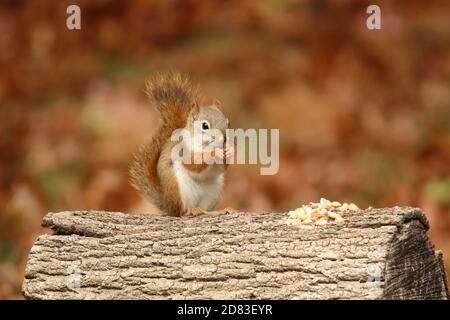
[23,207,448,300]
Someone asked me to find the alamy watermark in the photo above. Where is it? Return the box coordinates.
[366,263,383,288]
[170,121,280,175]
[64,3,382,174]
[66,4,381,31]
[366,5,381,30]
[66,5,81,30]
[67,263,81,290]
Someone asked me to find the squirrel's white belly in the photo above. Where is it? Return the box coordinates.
[173,161,224,211]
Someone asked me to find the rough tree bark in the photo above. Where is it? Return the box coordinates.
[22,207,449,300]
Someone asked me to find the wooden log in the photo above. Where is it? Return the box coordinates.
[22,207,449,300]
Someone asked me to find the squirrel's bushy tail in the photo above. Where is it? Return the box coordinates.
[146,72,198,126]
[129,73,198,208]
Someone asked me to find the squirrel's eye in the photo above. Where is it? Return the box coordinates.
[201,120,210,131]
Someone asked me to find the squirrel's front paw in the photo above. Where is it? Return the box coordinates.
[183,207,206,217]
[224,144,234,161]
[214,144,234,163]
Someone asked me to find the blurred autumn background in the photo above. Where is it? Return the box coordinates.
[1,0,450,299]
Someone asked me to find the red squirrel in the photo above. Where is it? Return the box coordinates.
[129,73,233,216]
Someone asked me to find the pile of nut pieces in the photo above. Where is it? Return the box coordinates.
[286,198,360,226]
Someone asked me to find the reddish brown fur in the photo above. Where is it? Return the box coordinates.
[129,74,230,216]
[129,73,198,215]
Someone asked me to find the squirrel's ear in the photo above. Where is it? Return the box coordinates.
[192,102,199,114]
[213,98,221,107]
